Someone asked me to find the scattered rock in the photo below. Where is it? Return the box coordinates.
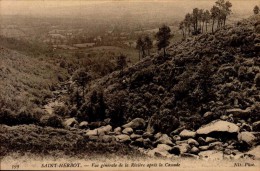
[170,143,191,155]
[209,141,223,150]
[101,135,116,143]
[238,132,256,146]
[122,128,133,135]
[205,137,218,143]
[190,147,200,154]
[179,129,196,139]
[196,120,239,135]
[64,118,78,128]
[130,133,142,140]
[79,121,88,129]
[86,129,98,136]
[154,134,173,145]
[172,135,181,142]
[142,132,153,139]
[122,118,146,130]
[115,134,131,143]
[154,132,163,140]
[197,137,207,146]
[97,125,112,135]
[188,138,199,146]
[252,121,260,131]
[199,146,210,151]
[114,127,122,135]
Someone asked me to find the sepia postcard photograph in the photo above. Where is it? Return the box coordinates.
[0,0,259,170]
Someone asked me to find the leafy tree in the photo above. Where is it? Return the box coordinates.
[192,8,199,34]
[254,5,259,14]
[144,35,153,56]
[155,24,172,57]
[116,54,127,72]
[215,0,232,26]
[211,5,220,32]
[184,13,192,36]
[136,37,145,60]
[179,21,185,39]
[72,68,91,101]
[204,10,211,32]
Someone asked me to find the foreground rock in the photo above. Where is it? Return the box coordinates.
[196,120,239,135]
[122,118,146,130]
[238,132,256,146]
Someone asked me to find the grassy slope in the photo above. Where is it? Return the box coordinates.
[0,46,68,112]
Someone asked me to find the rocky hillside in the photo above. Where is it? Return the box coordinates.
[81,16,260,132]
[57,15,260,160]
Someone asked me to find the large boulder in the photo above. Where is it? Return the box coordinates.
[238,132,256,146]
[179,129,196,138]
[122,118,146,130]
[64,118,78,128]
[196,120,239,135]
[114,127,122,135]
[147,144,172,157]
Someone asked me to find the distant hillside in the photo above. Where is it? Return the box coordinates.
[80,15,260,133]
[0,46,68,117]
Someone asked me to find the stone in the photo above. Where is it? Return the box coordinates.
[197,137,206,146]
[143,138,153,149]
[86,129,98,136]
[114,127,122,135]
[154,132,162,140]
[252,121,260,131]
[97,125,112,135]
[176,140,188,145]
[170,143,191,155]
[64,118,78,128]
[130,133,142,140]
[238,132,256,146]
[226,108,251,118]
[205,137,218,143]
[203,111,213,118]
[155,134,173,145]
[196,120,239,135]
[131,138,144,147]
[181,153,199,159]
[115,134,131,143]
[199,146,209,151]
[188,138,199,146]
[79,121,88,129]
[209,142,223,150]
[179,129,196,138]
[190,147,200,154]
[147,144,171,157]
[122,127,133,135]
[142,132,153,139]
[240,123,252,132]
[122,118,146,130]
[101,135,116,143]
[171,126,186,135]
[199,150,223,160]
[88,135,99,141]
[172,135,181,142]
[157,144,172,151]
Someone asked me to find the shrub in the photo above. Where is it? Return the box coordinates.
[53,104,68,117]
[0,108,17,125]
[40,115,64,128]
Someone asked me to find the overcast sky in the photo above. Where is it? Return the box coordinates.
[1,0,259,18]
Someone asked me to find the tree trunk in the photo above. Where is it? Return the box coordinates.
[212,20,215,33]
[163,48,166,57]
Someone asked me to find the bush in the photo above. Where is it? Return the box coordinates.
[40,115,64,128]
[53,104,68,117]
[0,108,17,125]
